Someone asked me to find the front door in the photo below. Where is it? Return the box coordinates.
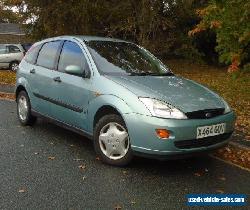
[0,45,9,68]
[48,41,92,131]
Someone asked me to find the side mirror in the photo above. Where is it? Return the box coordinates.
[65,65,84,77]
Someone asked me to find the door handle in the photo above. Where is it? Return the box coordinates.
[30,69,36,74]
[53,76,62,83]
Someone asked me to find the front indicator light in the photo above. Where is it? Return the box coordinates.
[156,129,170,139]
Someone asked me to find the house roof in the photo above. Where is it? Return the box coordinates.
[0,23,25,35]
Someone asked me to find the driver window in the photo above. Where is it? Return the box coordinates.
[58,41,87,74]
[7,45,21,53]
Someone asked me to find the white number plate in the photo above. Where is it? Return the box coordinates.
[197,123,226,139]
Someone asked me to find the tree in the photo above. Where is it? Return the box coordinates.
[189,0,250,72]
[3,0,207,61]
[0,1,19,23]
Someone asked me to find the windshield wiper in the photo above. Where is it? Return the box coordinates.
[129,72,174,76]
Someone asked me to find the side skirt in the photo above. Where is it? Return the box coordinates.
[31,110,93,140]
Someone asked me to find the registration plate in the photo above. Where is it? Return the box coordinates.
[196,123,226,139]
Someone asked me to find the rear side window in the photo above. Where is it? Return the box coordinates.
[7,45,21,53]
[58,41,87,72]
[37,41,61,69]
[24,44,42,64]
[0,44,7,54]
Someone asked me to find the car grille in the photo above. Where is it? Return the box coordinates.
[186,108,225,119]
[174,132,232,149]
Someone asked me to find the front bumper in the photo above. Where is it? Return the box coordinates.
[123,111,236,158]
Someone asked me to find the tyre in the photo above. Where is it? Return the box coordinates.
[94,114,133,166]
[9,61,19,71]
[17,91,37,126]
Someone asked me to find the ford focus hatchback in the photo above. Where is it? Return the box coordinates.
[16,36,236,166]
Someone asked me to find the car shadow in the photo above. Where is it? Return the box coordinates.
[34,118,218,176]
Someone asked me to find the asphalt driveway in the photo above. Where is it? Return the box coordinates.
[0,99,249,210]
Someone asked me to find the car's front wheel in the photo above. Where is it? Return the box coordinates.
[17,91,37,126]
[94,114,133,166]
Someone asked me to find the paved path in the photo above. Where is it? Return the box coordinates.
[0,99,249,210]
[0,84,15,93]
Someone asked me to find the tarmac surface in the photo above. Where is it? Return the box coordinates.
[0,99,249,210]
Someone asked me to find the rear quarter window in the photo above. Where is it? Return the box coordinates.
[36,41,61,69]
[24,44,42,64]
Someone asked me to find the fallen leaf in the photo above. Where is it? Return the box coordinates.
[48,156,55,160]
[218,177,226,181]
[78,165,86,170]
[225,147,231,153]
[18,189,26,193]
[194,172,202,177]
[114,204,122,210]
[216,189,224,194]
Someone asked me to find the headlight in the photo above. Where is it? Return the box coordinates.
[139,97,187,119]
[221,98,231,114]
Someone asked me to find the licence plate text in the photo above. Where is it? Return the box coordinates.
[197,123,226,139]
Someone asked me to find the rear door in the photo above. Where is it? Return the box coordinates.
[30,40,63,116]
[0,44,9,68]
[6,45,24,63]
[48,40,92,131]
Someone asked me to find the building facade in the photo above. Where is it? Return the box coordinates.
[0,23,29,43]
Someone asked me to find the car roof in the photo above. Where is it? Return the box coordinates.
[55,35,130,43]
[0,44,21,46]
[33,35,132,48]
[78,35,129,43]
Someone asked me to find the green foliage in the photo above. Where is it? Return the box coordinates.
[0,1,19,23]
[190,0,250,71]
[2,0,207,61]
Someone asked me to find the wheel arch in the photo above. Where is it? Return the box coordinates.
[9,60,20,66]
[93,105,123,128]
[88,94,133,133]
[15,85,27,101]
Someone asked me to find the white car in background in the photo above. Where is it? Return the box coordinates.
[0,43,32,71]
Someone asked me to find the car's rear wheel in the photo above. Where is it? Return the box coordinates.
[94,114,133,166]
[9,61,19,71]
[17,91,36,126]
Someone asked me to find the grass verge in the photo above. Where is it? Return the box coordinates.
[0,92,15,100]
[212,144,250,170]
[167,59,250,140]
[0,70,16,85]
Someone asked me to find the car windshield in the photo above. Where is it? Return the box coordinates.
[22,43,32,52]
[86,41,172,76]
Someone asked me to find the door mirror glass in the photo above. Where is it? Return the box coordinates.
[65,65,84,76]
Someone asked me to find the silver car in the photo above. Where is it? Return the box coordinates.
[0,44,29,71]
